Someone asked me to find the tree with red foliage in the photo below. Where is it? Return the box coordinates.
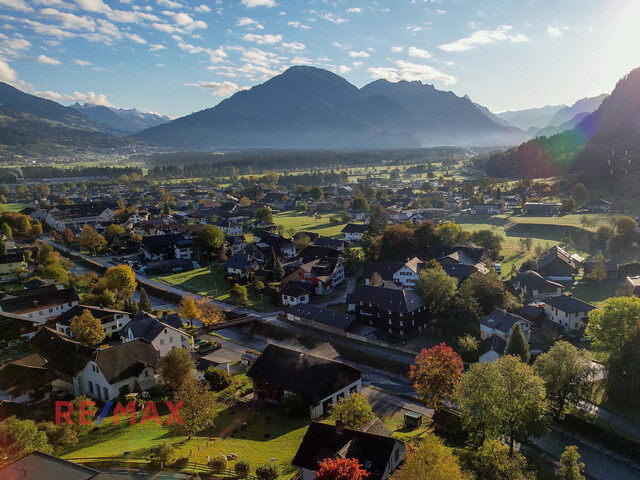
[315,458,370,480]
[409,343,464,411]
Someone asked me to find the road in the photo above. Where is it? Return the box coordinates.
[578,400,640,440]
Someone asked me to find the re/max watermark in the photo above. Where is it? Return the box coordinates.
[55,400,184,426]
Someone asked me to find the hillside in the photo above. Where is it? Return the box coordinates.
[496,104,565,131]
[481,67,640,178]
[136,65,526,150]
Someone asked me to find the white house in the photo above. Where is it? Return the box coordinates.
[341,223,367,242]
[54,305,131,338]
[542,295,596,333]
[120,312,192,357]
[0,286,80,325]
[480,309,531,341]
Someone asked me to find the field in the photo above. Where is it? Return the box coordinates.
[0,203,26,212]
[272,211,352,238]
[157,266,278,312]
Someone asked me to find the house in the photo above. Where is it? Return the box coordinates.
[120,311,192,357]
[347,282,430,335]
[313,236,350,251]
[0,354,53,404]
[284,304,356,335]
[0,451,108,480]
[254,232,297,259]
[225,234,247,254]
[536,245,576,281]
[247,344,362,419]
[281,282,313,307]
[524,202,561,215]
[478,335,507,364]
[0,286,80,325]
[44,203,116,232]
[174,238,195,260]
[342,223,367,242]
[584,261,618,280]
[82,339,159,401]
[480,309,532,341]
[215,220,243,236]
[145,257,194,275]
[54,305,131,339]
[225,253,259,277]
[292,421,405,480]
[364,257,424,289]
[511,270,564,300]
[469,202,506,215]
[282,257,345,295]
[584,199,612,213]
[0,252,27,274]
[436,246,489,282]
[627,276,640,295]
[542,295,596,333]
[140,233,186,261]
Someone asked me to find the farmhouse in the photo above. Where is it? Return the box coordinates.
[537,245,576,281]
[524,202,561,215]
[120,311,192,357]
[542,295,596,333]
[342,223,367,242]
[247,344,362,419]
[511,270,564,300]
[584,199,612,213]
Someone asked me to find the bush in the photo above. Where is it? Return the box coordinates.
[210,455,228,474]
[235,459,251,478]
[255,462,278,480]
[204,366,232,391]
[154,442,177,465]
[280,393,309,417]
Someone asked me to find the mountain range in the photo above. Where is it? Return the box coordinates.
[135,66,528,149]
[71,103,170,134]
[482,68,640,178]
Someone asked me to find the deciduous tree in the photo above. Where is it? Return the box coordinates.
[395,433,468,480]
[329,393,375,429]
[196,297,224,330]
[555,446,585,480]
[178,295,199,328]
[70,309,105,346]
[409,343,464,411]
[255,206,274,223]
[417,268,457,318]
[0,416,51,462]
[316,458,370,480]
[195,225,224,261]
[230,284,249,306]
[585,296,640,352]
[157,347,197,391]
[459,439,534,480]
[77,225,106,254]
[105,264,137,301]
[173,379,220,439]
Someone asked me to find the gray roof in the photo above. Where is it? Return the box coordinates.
[349,283,425,313]
[479,335,506,356]
[480,309,529,333]
[285,304,356,331]
[0,452,99,480]
[93,339,159,383]
[543,295,596,313]
[120,312,185,342]
[513,270,563,290]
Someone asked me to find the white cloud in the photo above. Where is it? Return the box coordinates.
[194,4,210,12]
[157,0,181,8]
[162,10,207,30]
[74,58,91,65]
[316,11,346,23]
[148,43,166,51]
[336,64,351,74]
[186,80,244,96]
[407,46,431,58]
[346,7,361,13]
[34,90,62,100]
[287,21,310,29]
[352,61,363,68]
[106,10,160,23]
[126,32,146,44]
[242,33,281,44]
[439,25,527,52]
[368,60,456,85]
[22,18,78,38]
[0,59,19,84]
[66,90,113,106]
[547,25,569,37]
[39,8,96,30]
[74,0,111,13]
[36,54,61,64]
[241,0,276,7]
[0,0,33,12]
[237,17,263,29]
[348,50,369,58]
[1,37,31,55]
[390,46,403,53]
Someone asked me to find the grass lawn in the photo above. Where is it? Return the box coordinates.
[63,404,309,478]
[0,203,26,212]
[156,266,279,312]
[583,380,640,426]
[273,211,353,238]
[568,280,621,306]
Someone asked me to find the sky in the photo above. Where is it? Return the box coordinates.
[1,0,640,118]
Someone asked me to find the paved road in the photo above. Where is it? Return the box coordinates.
[362,386,433,418]
[578,400,640,439]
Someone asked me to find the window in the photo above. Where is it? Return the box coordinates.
[399,321,404,327]
[169,336,174,343]
[160,339,165,345]
[88,381,93,391]
[145,370,149,378]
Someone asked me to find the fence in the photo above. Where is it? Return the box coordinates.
[67,456,260,479]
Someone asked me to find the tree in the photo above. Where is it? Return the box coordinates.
[294,234,312,252]
[157,347,197,391]
[70,309,105,346]
[104,224,126,243]
[0,416,51,462]
[178,295,200,328]
[309,186,324,201]
[471,230,504,260]
[255,206,274,223]
[352,196,369,213]
[329,393,375,429]
[369,272,383,286]
[105,264,137,301]
[196,297,224,330]
[1,222,12,240]
[615,216,637,237]
[235,459,252,478]
[230,284,249,306]
[458,334,480,363]
[458,273,506,315]
[195,225,224,261]
[265,248,285,280]
[606,328,640,408]
[586,261,607,282]
[456,355,548,455]
[154,442,177,465]
[560,198,576,213]
[572,183,587,203]
[409,343,464,411]
[585,296,640,352]
[77,225,106,254]
[504,323,530,363]
[459,439,534,480]
[555,446,585,480]
[172,379,220,439]
[0,240,6,255]
[343,248,364,274]
[316,458,370,480]
[367,203,389,235]
[533,341,593,419]
[204,366,232,391]
[138,287,152,312]
[395,433,468,480]
[417,268,457,318]
[255,462,278,480]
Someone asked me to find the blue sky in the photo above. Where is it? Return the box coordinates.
[1,0,640,118]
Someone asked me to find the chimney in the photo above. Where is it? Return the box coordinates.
[335,419,345,435]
